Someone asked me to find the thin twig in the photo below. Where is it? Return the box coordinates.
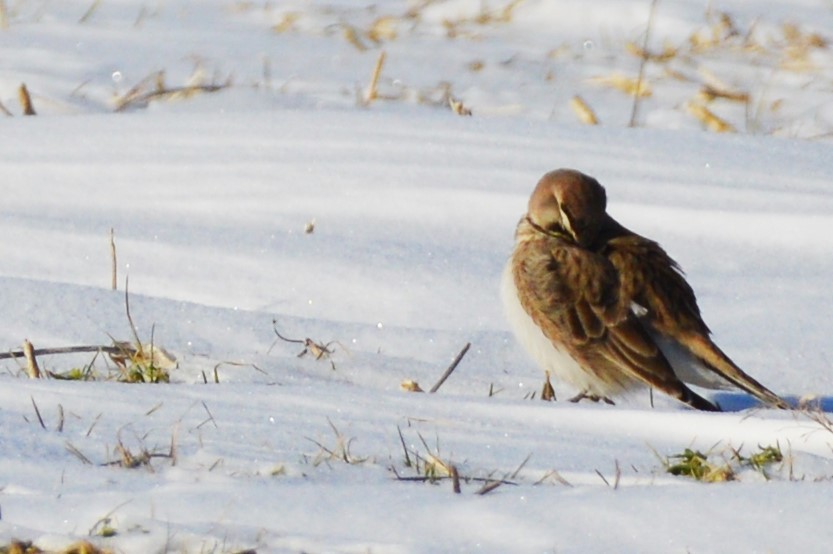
[271,320,305,344]
[31,396,46,430]
[628,0,659,127]
[124,276,142,348]
[534,468,573,487]
[397,426,412,467]
[475,479,503,495]
[57,404,65,433]
[510,453,533,479]
[78,0,102,24]
[110,228,117,291]
[201,401,218,429]
[0,344,136,360]
[86,413,102,437]
[66,442,93,465]
[393,474,517,486]
[115,82,230,112]
[429,342,470,393]
[364,50,386,104]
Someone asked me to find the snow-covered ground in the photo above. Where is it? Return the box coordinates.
[1,1,833,553]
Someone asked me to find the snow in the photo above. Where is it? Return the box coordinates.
[1,1,833,553]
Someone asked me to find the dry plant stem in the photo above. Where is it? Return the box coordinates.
[79,0,102,24]
[22,339,41,378]
[0,344,136,361]
[475,480,503,495]
[429,342,471,393]
[365,50,387,103]
[110,228,117,291]
[397,426,412,467]
[66,441,93,465]
[18,83,36,115]
[451,465,461,494]
[0,99,12,116]
[30,396,46,429]
[115,81,230,112]
[629,0,660,127]
[123,277,143,348]
[0,0,8,29]
[570,95,598,125]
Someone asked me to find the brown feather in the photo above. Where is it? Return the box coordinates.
[511,222,717,410]
[595,214,789,409]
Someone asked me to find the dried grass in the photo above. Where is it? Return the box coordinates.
[570,95,599,125]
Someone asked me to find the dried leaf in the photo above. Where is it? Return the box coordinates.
[570,95,598,125]
[400,380,424,392]
[590,73,652,97]
[686,102,736,133]
[368,16,398,43]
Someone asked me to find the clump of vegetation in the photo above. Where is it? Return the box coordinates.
[0,282,176,383]
[305,418,368,467]
[665,448,734,482]
[662,443,785,482]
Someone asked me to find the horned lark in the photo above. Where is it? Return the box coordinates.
[501,168,788,411]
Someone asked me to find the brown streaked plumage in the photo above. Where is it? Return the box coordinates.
[594,204,789,409]
[501,168,788,411]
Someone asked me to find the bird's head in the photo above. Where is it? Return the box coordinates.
[526,169,608,247]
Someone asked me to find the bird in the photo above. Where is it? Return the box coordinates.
[501,168,789,411]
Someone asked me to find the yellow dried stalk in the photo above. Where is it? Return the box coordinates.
[547,45,571,59]
[590,73,652,97]
[495,0,524,23]
[364,50,386,103]
[715,12,739,39]
[663,67,692,82]
[23,339,41,379]
[368,16,398,43]
[570,95,598,125]
[400,379,424,392]
[697,68,749,102]
[625,41,678,63]
[698,84,749,103]
[272,12,299,34]
[688,30,717,52]
[343,25,367,51]
[686,102,736,133]
[449,96,472,116]
[18,83,36,115]
[424,453,453,478]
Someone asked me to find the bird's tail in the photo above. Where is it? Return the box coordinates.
[684,333,790,409]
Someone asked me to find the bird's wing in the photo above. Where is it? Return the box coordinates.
[602,233,708,335]
[518,240,716,409]
[601,227,789,409]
